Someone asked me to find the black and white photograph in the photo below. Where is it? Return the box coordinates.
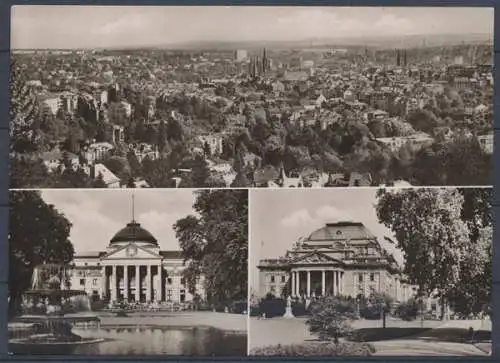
[7,189,248,356]
[9,6,494,189]
[248,188,492,356]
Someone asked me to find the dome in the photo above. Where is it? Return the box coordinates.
[110,221,158,245]
[307,222,375,242]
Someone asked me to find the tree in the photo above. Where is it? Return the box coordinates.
[9,191,75,316]
[180,155,211,188]
[306,295,358,343]
[10,156,54,188]
[126,176,136,188]
[91,172,107,188]
[203,141,212,157]
[10,60,41,153]
[447,188,492,317]
[173,190,248,307]
[375,188,480,318]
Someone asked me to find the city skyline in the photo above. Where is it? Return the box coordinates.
[249,188,404,295]
[40,189,197,253]
[11,6,494,49]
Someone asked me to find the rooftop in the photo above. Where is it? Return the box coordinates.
[110,221,158,246]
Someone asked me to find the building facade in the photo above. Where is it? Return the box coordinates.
[69,217,205,304]
[257,222,417,303]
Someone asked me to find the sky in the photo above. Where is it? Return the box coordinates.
[249,188,403,294]
[11,6,494,49]
[40,189,197,253]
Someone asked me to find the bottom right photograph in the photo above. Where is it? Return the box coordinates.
[248,187,492,357]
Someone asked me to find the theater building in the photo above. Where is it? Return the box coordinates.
[68,217,205,304]
[257,222,417,303]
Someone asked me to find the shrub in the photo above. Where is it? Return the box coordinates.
[250,342,375,356]
[306,295,358,342]
[250,305,261,317]
[259,298,285,318]
[395,299,420,321]
[291,300,308,316]
[231,300,248,314]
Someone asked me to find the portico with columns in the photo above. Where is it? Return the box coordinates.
[257,222,417,303]
[69,197,205,304]
[290,268,344,298]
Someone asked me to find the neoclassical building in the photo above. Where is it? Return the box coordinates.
[68,216,205,304]
[257,222,417,303]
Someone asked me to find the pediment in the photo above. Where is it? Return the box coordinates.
[289,250,343,266]
[103,243,162,260]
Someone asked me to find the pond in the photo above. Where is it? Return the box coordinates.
[11,326,247,356]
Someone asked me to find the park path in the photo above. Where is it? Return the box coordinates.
[372,319,492,356]
[249,316,491,356]
[372,339,488,356]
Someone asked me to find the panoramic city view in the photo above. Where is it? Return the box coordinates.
[249,188,492,356]
[9,6,493,188]
[6,5,494,358]
[8,189,248,355]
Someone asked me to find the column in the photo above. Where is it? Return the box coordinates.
[147,265,152,302]
[101,267,107,300]
[321,270,326,296]
[291,271,296,297]
[135,265,140,302]
[337,272,341,295]
[124,265,129,302]
[332,271,337,296]
[307,270,311,297]
[295,272,299,297]
[156,265,162,302]
[111,265,117,302]
[339,272,343,295]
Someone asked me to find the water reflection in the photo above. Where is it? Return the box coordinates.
[72,326,247,356]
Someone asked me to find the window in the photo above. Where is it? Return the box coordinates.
[336,230,342,235]
[180,278,186,285]
[270,275,275,283]
[370,273,375,282]
[281,275,286,283]
[92,278,98,286]
[167,278,172,284]
[80,279,85,285]
[358,274,363,283]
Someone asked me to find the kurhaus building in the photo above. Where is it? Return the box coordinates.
[68,215,205,304]
[257,222,417,303]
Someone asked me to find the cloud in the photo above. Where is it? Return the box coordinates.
[315,205,352,223]
[280,209,314,227]
[276,9,367,38]
[97,13,147,35]
[374,14,414,34]
[280,205,353,229]
[137,210,186,251]
[38,190,197,253]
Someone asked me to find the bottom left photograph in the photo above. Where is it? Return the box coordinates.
[7,188,248,356]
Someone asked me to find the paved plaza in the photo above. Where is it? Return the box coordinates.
[249,316,491,356]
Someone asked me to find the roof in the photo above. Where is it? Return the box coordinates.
[110,221,158,245]
[94,163,120,185]
[306,222,376,242]
[159,251,183,259]
[74,251,103,258]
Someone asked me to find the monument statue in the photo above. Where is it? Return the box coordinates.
[283,295,294,318]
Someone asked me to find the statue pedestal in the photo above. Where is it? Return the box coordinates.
[283,306,294,318]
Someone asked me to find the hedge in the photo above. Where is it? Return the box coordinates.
[250,342,376,356]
